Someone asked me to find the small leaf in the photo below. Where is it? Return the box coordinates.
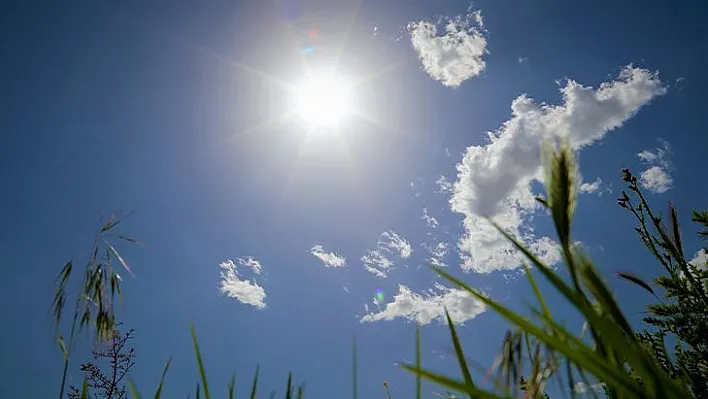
[106,242,135,277]
[616,271,655,296]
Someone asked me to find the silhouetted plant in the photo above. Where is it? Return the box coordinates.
[52,214,139,399]
[67,325,136,398]
[615,168,708,397]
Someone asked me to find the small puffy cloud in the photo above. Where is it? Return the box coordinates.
[451,66,666,273]
[218,259,266,309]
[640,166,672,193]
[233,256,263,274]
[408,10,487,87]
[360,283,486,325]
[379,230,412,258]
[422,208,440,228]
[423,241,450,267]
[579,177,603,194]
[310,245,346,268]
[637,139,673,193]
[436,175,453,194]
[361,250,394,278]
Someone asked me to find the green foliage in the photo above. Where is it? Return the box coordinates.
[53,214,140,399]
[53,141,708,398]
[616,169,708,397]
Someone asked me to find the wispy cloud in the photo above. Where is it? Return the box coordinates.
[408,10,487,87]
[360,283,486,325]
[361,250,394,278]
[361,230,413,278]
[310,245,346,268]
[378,230,412,258]
[218,259,266,309]
[423,241,450,267]
[422,207,440,228]
[451,66,666,273]
[436,175,453,194]
[637,139,673,193]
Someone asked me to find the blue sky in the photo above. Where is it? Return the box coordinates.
[2,0,708,397]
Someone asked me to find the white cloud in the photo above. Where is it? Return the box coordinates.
[361,250,394,278]
[408,10,487,87]
[690,248,708,269]
[639,166,672,193]
[436,175,453,194]
[451,66,666,273]
[360,283,486,325]
[218,259,266,309]
[379,230,412,258]
[310,245,346,268]
[579,177,603,194]
[422,208,440,228]
[637,139,673,193]
[423,241,450,267]
[573,382,605,394]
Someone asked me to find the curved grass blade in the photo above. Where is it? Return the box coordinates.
[250,365,260,399]
[285,372,293,399]
[400,364,507,399]
[80,377,89,399]
[416,325,422,399]
[153,357,172,399]
[190,324,210,399]
[106,242,135,277]
[443,309,475,397]
[128,378,142,399]
[352,336,358,399]
[228,373,235,399]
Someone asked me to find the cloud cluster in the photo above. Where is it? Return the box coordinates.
[451,66,666,273]
[423,241,450,267]
[361,230,412,278]
[637,139,673,193]
[310,245,346,268]
[579,177,603,194]
[218,258,266,309]
[360,283,486,325]
[422,207,440,228]
[408,10,487,87]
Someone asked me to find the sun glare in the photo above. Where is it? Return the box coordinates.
[296,74,351,127]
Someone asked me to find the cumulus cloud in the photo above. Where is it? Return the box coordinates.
[690,248,708,269]
[408,10,487,87]
[310,245,346,268]
[451,66,666,273]
[637,139,673,193]
[579,177,603,194]
[218,259,266,309]
[422,208,440,228]
[360,283,486,325]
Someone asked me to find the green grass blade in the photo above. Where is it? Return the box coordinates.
[153,357,172,399]
[524,263,553,324]
[250,365,260,399]
[352,336,358,399]
[195,384,200,399]
[80,377,89,399]
[128,377,142,399]
[444,309,475,396]
[400,364,507,399]
[432,266,645,397]
[285,372,293,399]
[228,373,236,399]
[189,324,210,399]
[296,385,304,399]
[415,325,422,399]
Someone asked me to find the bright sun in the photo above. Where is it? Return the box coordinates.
[296,74,351,127]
